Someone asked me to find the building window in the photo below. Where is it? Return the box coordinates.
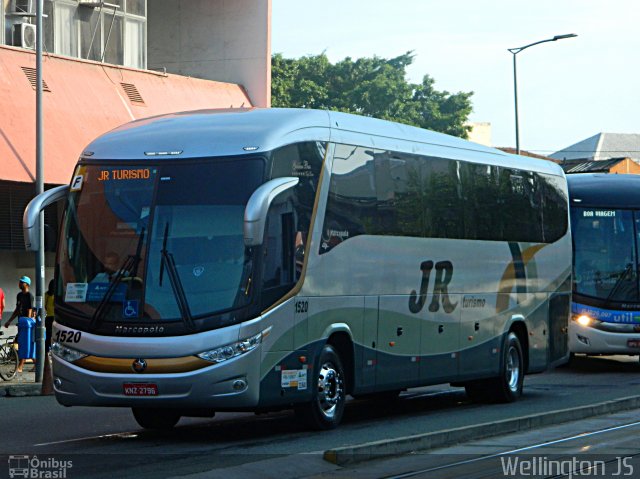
[3,0,146,69]
[54,2,78,57]
[124,17,144,68]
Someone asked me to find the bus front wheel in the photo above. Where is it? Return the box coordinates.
[295,344,346,430]
[132,407,181,430]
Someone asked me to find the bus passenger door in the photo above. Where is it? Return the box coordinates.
[376,296,421,389]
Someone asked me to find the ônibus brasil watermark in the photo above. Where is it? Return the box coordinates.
[500,456,634,478]
[8,455,72,479]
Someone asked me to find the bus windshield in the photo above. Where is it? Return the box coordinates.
[571,207,640,303]
[58,159,265,325]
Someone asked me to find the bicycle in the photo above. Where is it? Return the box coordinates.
[0,331,19,381]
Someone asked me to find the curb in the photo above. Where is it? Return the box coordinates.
[0,382,43,397]
[323,395,640,465]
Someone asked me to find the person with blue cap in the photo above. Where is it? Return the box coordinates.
[4,276,36,374]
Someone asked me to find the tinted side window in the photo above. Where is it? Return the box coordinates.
[375,152,426,237]
[422,157,464,239]
[502,169,542,242]
[461,163,503,241]
[320,145,377,254]
[270,142,326,279]
[321,143,566,248]
[540,173,568,242]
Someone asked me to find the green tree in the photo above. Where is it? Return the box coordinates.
[272,52,473,138]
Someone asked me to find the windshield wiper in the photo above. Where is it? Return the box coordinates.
[89,254,136,330]
[603,263,634,307]
[160,222,195,331]
[89,227,145,330]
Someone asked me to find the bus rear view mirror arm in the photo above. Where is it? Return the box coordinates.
[244,177,299,247]
[23,185,69,251]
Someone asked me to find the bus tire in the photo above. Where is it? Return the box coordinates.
[490,332,524,403]
[295,344,346,430]
[132,408,181,430]
[466,332,524,403]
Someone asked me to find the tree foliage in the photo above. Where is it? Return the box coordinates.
[272,52,473,138]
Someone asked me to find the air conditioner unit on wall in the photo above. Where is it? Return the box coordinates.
[13,0,33,14]
[13,23,37,50]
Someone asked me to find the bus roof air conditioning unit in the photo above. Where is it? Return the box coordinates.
[13,0,33,14]
[13,23,36,49]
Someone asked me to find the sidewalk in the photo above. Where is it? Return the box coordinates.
[1,324,45,397]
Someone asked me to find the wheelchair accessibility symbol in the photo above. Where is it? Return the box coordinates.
[123,300,139,318]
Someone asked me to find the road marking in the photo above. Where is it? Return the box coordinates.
[384,420,640,479]
[34,431,139,447]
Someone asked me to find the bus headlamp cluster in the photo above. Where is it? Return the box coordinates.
[197,328,271,364]
[572,314,597,327]
[51,342,88,363]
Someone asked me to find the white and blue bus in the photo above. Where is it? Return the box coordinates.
[25,108,571,430]
[568,173,640,360]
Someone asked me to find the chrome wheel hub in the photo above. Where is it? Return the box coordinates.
[316,362,343,419]
[506,346,521,391]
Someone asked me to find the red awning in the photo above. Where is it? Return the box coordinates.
[0,46,252,185]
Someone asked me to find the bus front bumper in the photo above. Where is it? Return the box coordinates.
[569,321,640,355]
[51,348,261,409]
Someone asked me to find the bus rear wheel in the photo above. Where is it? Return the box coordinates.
[465,332,524,403]
[295,344,346,430]
[132,408,181,430]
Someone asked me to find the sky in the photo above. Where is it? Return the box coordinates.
[271,0,639,155]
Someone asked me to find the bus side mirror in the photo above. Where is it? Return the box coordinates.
[244,177,299,246]
[23,185,69,251]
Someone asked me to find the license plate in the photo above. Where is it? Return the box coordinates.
[123,383,158,396]
[627,339,640,348]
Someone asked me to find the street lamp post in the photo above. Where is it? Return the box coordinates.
[35,0,45,383]
[508,33,577,155]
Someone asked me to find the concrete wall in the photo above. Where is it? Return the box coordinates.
[147,0,271,108]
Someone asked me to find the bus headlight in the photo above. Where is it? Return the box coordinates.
[573,314,593,327]
[197,328,271,364]
[51,342,88,363]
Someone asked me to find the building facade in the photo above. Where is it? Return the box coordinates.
[0,0,271,322]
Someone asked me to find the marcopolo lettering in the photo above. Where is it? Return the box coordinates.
[409,260,457,314]
[115,325,165,335]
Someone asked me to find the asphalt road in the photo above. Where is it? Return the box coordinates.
[318,409,640,479]
[1,355,639,479]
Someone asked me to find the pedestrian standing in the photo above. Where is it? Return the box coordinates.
[4,276,35,374]
[45,279,55,352]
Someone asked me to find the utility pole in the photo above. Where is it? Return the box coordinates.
[34,0,45,383]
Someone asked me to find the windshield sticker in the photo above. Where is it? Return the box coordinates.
[86,283,126,303]
[582,210,616,217]
[65,283,88,302]
[70,166,87,192]
[123,300,139,319]
[281,369,308,390]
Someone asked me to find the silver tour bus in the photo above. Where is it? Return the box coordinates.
[24,108,571,430]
